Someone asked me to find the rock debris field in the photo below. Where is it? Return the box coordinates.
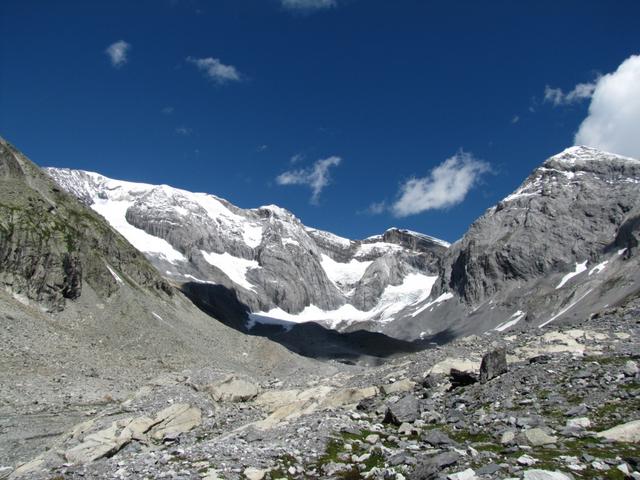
[2,298,639,480]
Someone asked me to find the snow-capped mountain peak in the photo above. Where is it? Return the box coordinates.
[46,167,446,333]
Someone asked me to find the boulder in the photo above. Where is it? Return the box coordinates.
[207,375,260,402]
[522,428,558,447]
[522,470,572,480]
[410,452,460,480]
[479,348,508,383]
[421,429,455,446]
[566,417,591,429]
[623,360,639,377]
[65,419,133,464]
[448,469,477,480]
[384,395,421,425]
[149,403,202,441]
[381,379,416,395]
[596,420,640,443]
[244,467,269,480]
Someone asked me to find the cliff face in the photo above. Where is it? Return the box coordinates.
[46,167,447,328]
[0,138,171,311]
[438,146,640,305]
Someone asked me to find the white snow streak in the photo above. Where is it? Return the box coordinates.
[249,273,438,329]
[588,261,608,276]
[106,265,124,285]
[92,200,186,263]
[410,292,454,317]
[320,254,372,290]
[556,261,588,289]
[494,310,526,332]
[539,289,593,328]
[201,250,259,291]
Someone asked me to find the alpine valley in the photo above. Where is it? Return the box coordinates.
[1,136,639,480]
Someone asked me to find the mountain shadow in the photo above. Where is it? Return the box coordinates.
[181,282,437,364]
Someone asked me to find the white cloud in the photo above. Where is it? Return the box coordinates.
[544,81,597,106]
[161,106,174,115]
[281,0,336,11]
[390,151,490,217]
[290,153,305,164]
[365,201,387,215]
[276,156,341,204]
[574,54,640,159]
[511,115,520,124]
[186,56,241,84]
[105,40,130,68]
[175,126,192,136]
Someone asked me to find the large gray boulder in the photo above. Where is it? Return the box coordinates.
[383,394,421,425]
[207,375,260,402]
[479,348,508,383]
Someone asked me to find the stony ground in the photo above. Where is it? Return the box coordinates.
[2,298,640,480]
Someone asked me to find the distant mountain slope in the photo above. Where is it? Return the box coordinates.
[46,145,640,344]
[0,137,343,467]
[380,146,640,340]
[46,167,448,331]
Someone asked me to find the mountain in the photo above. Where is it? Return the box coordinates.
[45,167,448,333]
[381,146,640,339]
[46,146,640,345]
[0,137,333,468]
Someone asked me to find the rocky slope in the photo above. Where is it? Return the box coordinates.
[45,168,447,333]
[5,294,639,480]
[0,138,334,469]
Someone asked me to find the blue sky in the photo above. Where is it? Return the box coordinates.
[1,0,639,242]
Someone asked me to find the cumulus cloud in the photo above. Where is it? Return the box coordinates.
[105,40,130,68]
[390,151,490,217]
[186,56,241,84]
[281,0,336,11]
[276,156,341,204]
[574,54,640,158]
[544,81,597,106]
[161,106,174,115]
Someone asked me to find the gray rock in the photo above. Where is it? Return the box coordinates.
[596,420,640,443]
[522,470,573,480]
[206,376,260,403]
[522,428,558,447]
[384,395,421,425]
[476,464,501,475]
[65,419,133,464]
[420,429,455,446]
[411,452,460,479]
[623,360,639,377]
[479,348,508,383]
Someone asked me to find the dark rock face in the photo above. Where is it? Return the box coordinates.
[479,348,508,383]
[0,138,171,311]
[613,206,640,258]
[449,369,478,389]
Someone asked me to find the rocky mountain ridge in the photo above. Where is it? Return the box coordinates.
[46,146,640,344]
[45,167,447,333]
